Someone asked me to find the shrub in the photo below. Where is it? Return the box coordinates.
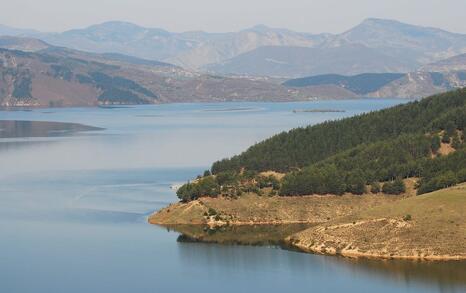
[431,135,441,152]
[370,182,381,193]
[457,168,466,182]
[216,171,238,186]
[382,178,406,195]
[441,134,450,144]
[256,175,280,190]
[207,208,217,216]
[452,134,462,149]
[347,172,366,195]
[176,176,220,201]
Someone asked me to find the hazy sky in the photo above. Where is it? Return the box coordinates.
[1,0,466,34]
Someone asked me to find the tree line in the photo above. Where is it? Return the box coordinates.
[212,89,466,174]
[178,89,466,201]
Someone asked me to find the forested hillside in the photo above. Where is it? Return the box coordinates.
[212,89,466,173]
[283,73,404,95]
[177,89,466,201]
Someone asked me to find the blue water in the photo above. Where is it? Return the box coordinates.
[1,100,465,293]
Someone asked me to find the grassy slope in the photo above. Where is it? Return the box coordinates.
[287,184,466,260]
[149,192,406,226]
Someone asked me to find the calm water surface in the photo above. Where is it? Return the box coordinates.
[1,100,465,293]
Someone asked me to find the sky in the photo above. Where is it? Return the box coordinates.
[1,0,466,34]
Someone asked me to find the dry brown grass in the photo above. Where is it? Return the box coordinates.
[149,192,406,226]
[438,142,456,156]
[259,171,286,180]
[288,184,466,260]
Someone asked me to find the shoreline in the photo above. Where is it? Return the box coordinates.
[151,218,466,261]
[149,185,466,262]
[0,97,411,111]
[290,242,466,261]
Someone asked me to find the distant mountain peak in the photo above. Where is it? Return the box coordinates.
[360,18,402,25]
[248,24,272,31]
[353,17,454,35]
[0,35,49,51]
[243,24,294,34]
[65,21,170,36]
[88,21,144,30]
[2,19,466,77]
[0,24,42,37]
[351,18,421,32]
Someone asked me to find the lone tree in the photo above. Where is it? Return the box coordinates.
[382,178,406,195]
[347,171,366,195]
[431,135,441,153]
[370,182,381,193]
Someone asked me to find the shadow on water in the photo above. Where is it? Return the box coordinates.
[165,223,466,289]
[0,140,57,152]
[0,120,103,138]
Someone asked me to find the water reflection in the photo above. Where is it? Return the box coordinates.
[169,223,312,246]
[0,140,56,152]
[174,228,466,292]
[166,223,466,290]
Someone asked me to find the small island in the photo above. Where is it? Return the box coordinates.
[150,89,466,260]
[293,108,346,113]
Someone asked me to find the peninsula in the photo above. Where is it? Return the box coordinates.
[150,89,466,260]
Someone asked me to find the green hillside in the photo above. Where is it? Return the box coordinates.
[283,73,404,95]
[212,89,465,173]
[177,89,466,201]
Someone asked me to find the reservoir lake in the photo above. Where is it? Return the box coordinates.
[1,99,465,293]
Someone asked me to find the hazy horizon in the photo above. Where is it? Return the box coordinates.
[1,0,466,34]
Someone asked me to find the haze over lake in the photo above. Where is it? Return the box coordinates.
[1,100,465,293]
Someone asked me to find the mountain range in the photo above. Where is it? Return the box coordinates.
[0,37,329,107]
[2,18,466,77]
[1,18,466,106]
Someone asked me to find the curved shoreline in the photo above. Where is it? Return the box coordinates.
[289,242,466,261]
[149,185,466,262]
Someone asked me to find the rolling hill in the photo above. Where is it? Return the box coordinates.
[283,73,405,95]
[288,184,466,260]
[283,69,466,99]
[421,53,466,72]
[204,44,415,77]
